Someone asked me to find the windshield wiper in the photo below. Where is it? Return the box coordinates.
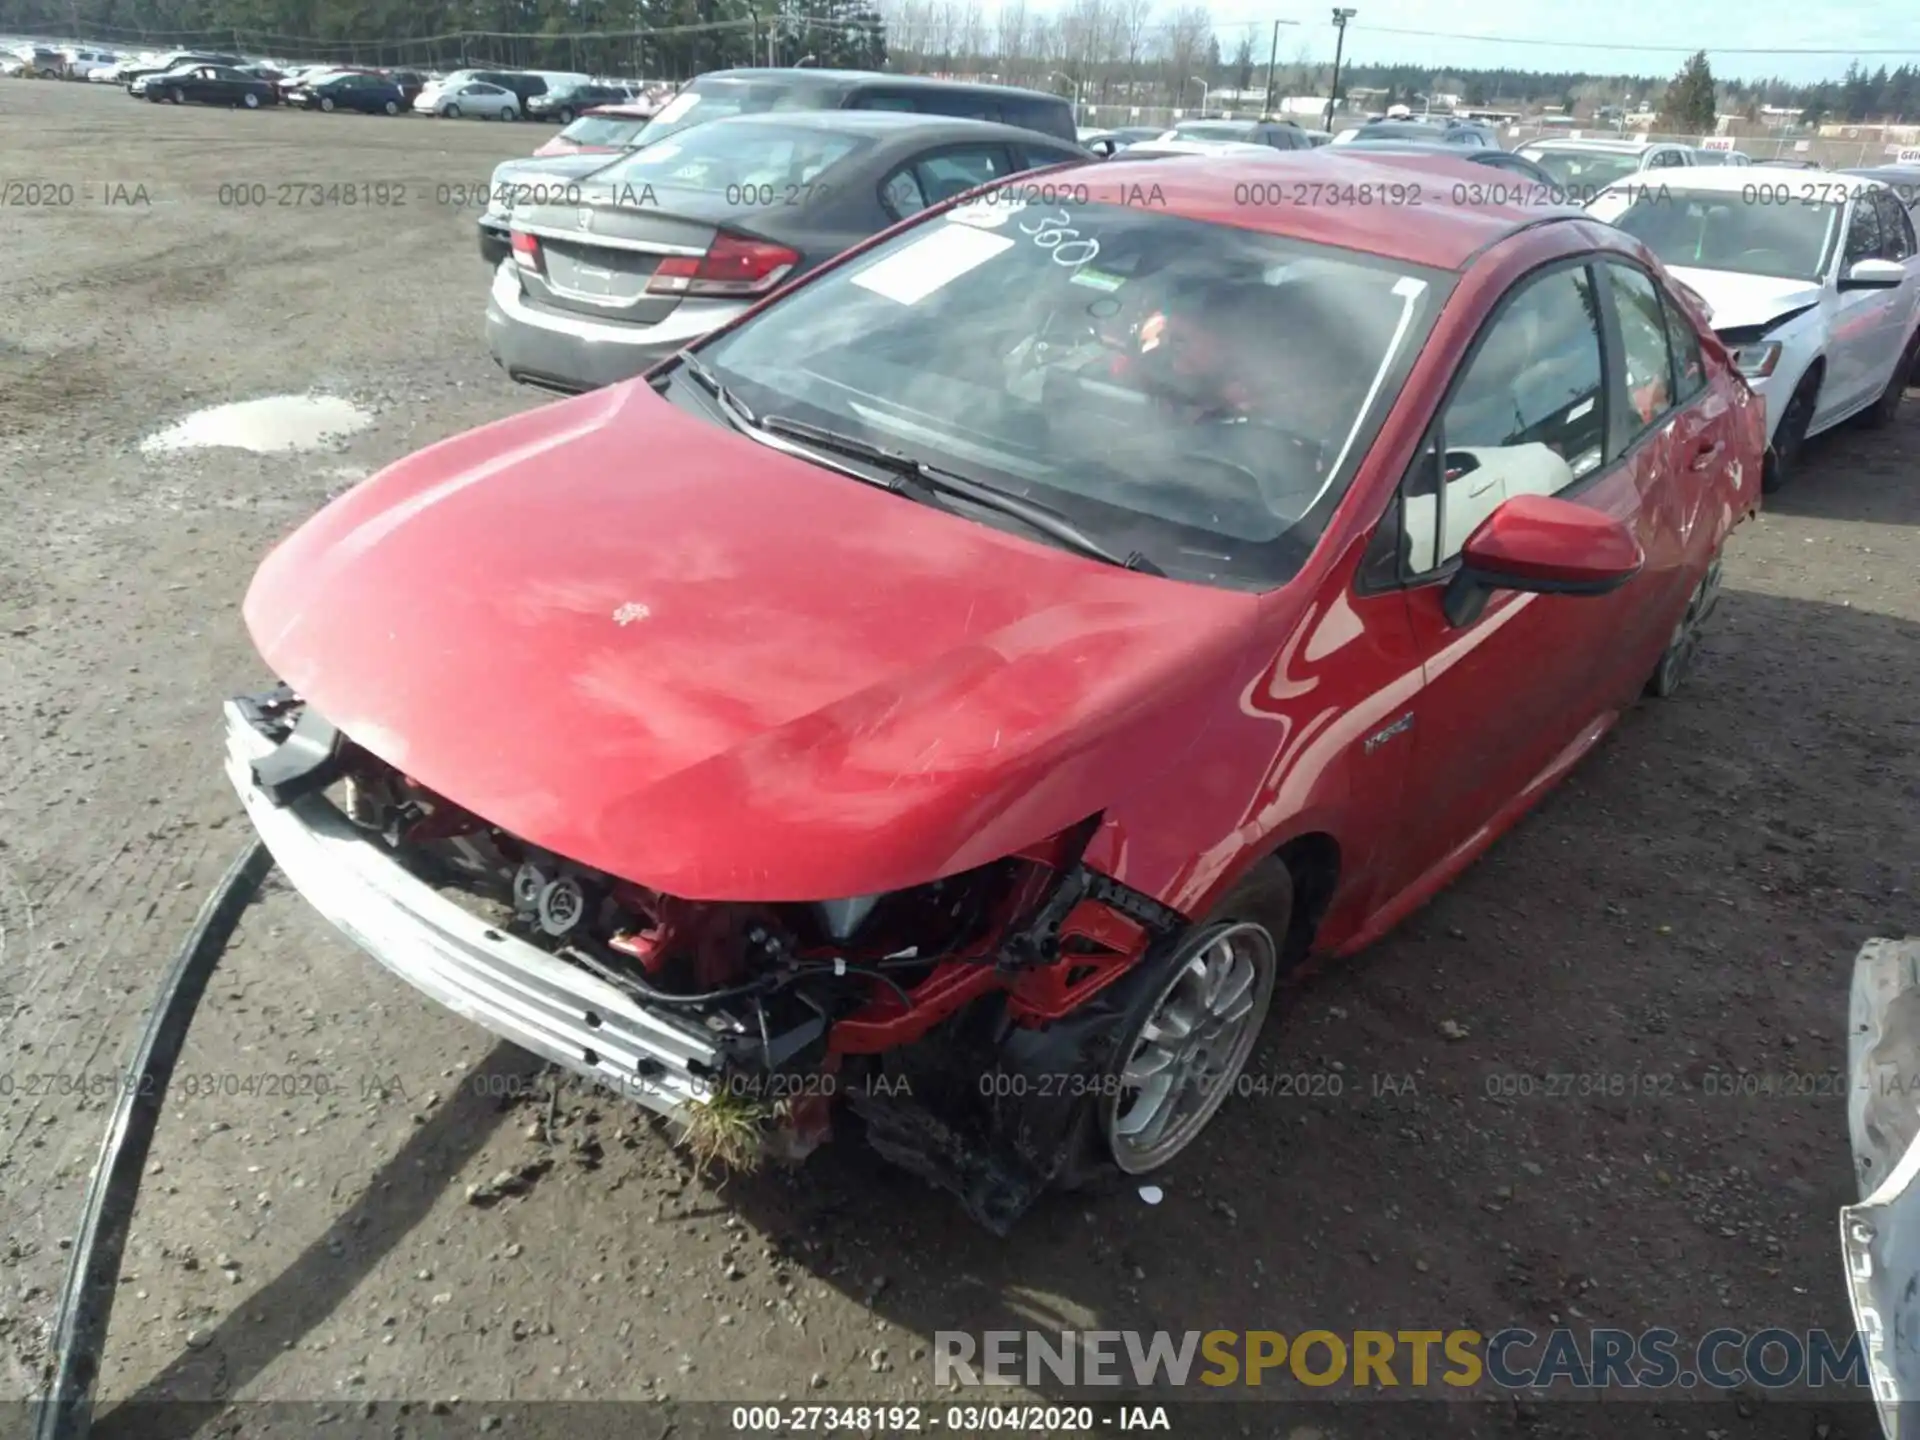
[757,416,1165,577]
[651,350,756,431]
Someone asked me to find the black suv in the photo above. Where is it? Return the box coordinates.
[526,82,632,125]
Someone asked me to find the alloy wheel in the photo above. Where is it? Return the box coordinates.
[1103,921,1276,1175]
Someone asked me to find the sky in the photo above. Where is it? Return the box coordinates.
[1198,0,1920,86]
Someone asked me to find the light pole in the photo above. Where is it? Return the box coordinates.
[1327,7,1355,132]
[1048,69,1081,117]
[1189,75,1208,113]
[1262,18,1299,117]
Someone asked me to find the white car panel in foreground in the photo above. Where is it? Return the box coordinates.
[1586,168,1920,481]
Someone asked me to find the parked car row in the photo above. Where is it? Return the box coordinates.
[469,66,1920,510]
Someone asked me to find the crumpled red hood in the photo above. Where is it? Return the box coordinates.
[245,384,1258,901]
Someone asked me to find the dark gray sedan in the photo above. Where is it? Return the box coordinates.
[486,111,1090,394]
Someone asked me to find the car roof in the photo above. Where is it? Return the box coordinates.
[1130,139,1277,156]
[1338,138,1484,153]
[1522,137,1667,153]
[690,67,1065,103]
[1090,150,1579,269]
[1599,165,1882,197]
[1846,164,1920,184]
[684,109,1081,148]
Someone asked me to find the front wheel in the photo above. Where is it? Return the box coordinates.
[499,107,517,123]
[556,106,574,125]
[170,86,185,104]
[1763,369,1819,493]
[383,99,398,115]
[242,91,259,109]
[442,103,460,118]
[1100,917,1280,1176]
[319,96,335,113]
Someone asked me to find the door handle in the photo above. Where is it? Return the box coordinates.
[1688,440,1724,472]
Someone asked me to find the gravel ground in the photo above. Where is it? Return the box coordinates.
[2,79,1917,1440]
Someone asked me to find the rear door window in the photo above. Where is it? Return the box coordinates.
[994,95,1074,141]
[1603,262,1677,443]
[880,144,1016,219]
[1872,190,1916,260]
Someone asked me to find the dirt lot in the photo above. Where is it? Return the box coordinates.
[2,78,1918,1440]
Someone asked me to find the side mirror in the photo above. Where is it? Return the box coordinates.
[1442,494,1644,628]
[1840,257,1906,291]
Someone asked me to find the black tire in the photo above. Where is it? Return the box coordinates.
[242,91,259,109]
[1645,552,1724,699]
[383,99,398,115]
[319,96,335,113]
[556,107,574,125]
[169,86,185,104]
[443,103,460,119]
[500,108,517,123]
[1763,367,1819,493]
[1860,329,1920,430]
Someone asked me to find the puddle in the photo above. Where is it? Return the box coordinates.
[139,395,372,456]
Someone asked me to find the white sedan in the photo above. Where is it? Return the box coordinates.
[415,79,519,121]
[1588,168,1920,490]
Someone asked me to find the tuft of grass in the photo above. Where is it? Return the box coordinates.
[677,1085,769,1180]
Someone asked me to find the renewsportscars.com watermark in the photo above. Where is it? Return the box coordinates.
[933,1328,1873,1392]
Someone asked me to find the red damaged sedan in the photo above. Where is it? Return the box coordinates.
[226,151,1763,1231]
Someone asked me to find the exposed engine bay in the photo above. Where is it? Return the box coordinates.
[233,684,1193,1233]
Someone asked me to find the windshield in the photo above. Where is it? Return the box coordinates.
[1589,187,1841,282]
[591,121,865,195]
[1521,149,1643,195]
[695,195,1450,589]
[636,79,843,145]
[559,114,649,148]
[1170,121,1254,141]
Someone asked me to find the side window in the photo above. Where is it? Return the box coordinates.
[1405,265,1607,570]
[854,90,925,113]
[1658,283,1708,404]
[912,91,995,122]
[881,170,929,219]
[882,146,1013,218]
[1874,191,1915,260]
[1845,195,1883,268]
[1605,263,1677,439]
[994,96,1067,136]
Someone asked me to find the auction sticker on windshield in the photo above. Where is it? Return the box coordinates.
[850,223,1014,305]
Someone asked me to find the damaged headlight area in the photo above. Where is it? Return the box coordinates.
[228,685,1187,1232]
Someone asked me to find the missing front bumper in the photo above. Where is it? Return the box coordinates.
[222,698,722,1120]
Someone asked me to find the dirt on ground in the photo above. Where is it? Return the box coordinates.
[1,78,1918,1440]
